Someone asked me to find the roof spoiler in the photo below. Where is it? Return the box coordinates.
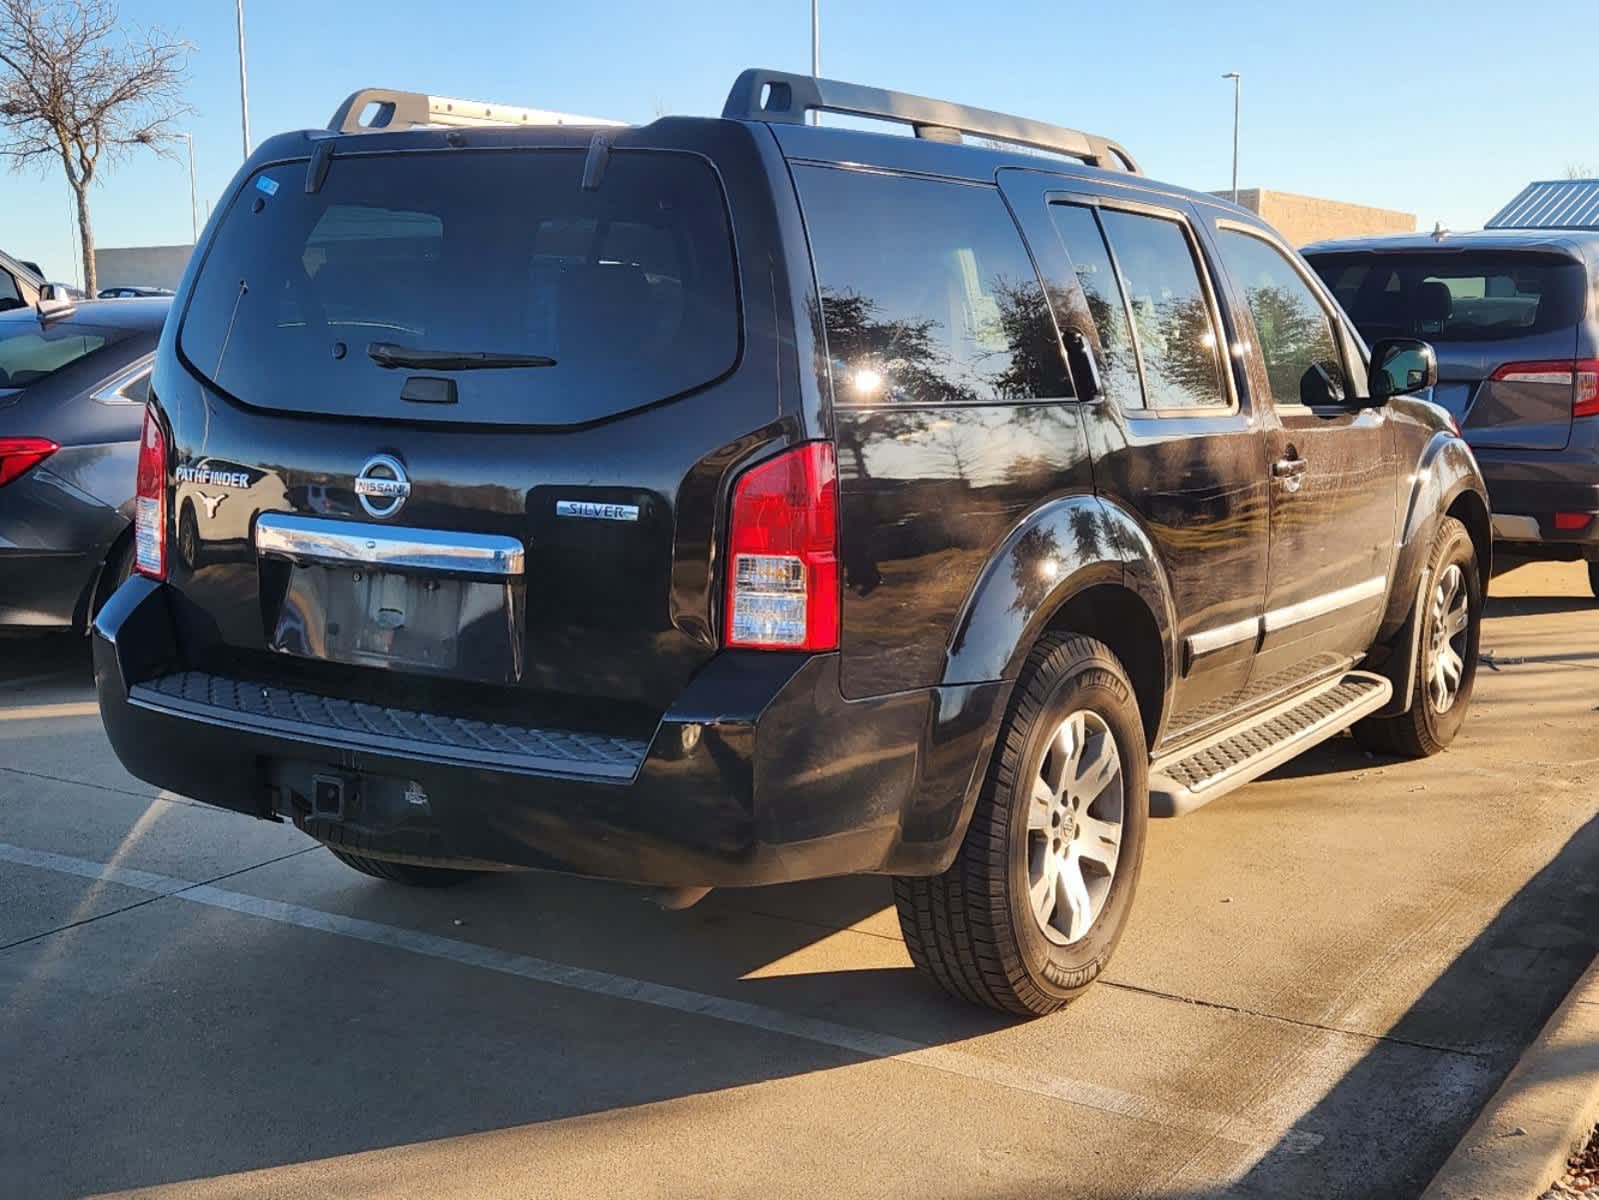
[722,68,1141,175]
[328,88,626,135]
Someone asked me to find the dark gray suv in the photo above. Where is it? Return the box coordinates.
[1305,229,1599,597]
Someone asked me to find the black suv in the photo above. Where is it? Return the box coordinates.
[93,71,1489,1015]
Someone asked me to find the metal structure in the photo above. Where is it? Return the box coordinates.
[1487,179,1599,230]
[178,132,199,243]
[1222,72,1240,205]
[328,89,624,135]
[722,68,1142,173]
[236,0,250,158]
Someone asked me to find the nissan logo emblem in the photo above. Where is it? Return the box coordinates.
[354,454,411,519]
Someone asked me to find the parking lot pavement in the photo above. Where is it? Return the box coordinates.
[1,563,1596,1200]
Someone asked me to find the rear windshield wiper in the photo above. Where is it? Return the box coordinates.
[367,341,557,371]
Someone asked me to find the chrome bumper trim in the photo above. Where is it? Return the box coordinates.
[255,513,525,577]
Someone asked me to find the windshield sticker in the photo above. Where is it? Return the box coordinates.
[255,175,279,197]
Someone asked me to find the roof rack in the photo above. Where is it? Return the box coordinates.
[722,68,1140,175]
[328,88,626,136]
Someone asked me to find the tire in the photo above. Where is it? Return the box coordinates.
[327,848,480,888]
[1354,515,1481,758]
[89,535,133,623]
[894,634,1149,1016]
[1588,559,1598,600]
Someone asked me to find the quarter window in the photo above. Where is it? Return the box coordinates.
[1047,204,1142,409]
[1218,229,1344,407]
[795,166,1071,405]
[1096,209,1229,412]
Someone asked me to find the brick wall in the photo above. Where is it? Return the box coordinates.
[1213,189,1415,248]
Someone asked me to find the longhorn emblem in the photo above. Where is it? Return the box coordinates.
[196,492,226,519]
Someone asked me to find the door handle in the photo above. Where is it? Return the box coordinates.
[1272,456,1308,493]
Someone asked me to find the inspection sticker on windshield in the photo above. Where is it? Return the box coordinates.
[556,500,639,523]
[255,175,279,197]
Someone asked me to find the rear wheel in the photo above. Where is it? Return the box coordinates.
[894,634,1148,1016]
[1588,559,1598,600]
[1354,516,1481,757]
[327,848,480,888]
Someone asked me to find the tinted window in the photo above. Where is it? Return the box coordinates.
[0,270,22,313]
[180,150,739,425]
[795,166,1069,405]
[1048,204,1142,409]
[1097,210,1228,411]
[1308,250,1586,344]
[1218,230,1344,406]
[0,326,110,388]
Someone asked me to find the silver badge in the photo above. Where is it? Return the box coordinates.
[556,499,639,523]
[355,454,411,519]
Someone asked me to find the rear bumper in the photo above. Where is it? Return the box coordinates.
[1478,453,1599,558]
[92,576,1007,887]
[0,549,99,630]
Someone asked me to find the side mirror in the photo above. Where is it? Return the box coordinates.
[1368,338,1437,402]
[36,281,77,321]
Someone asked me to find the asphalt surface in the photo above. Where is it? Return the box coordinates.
[1,560,1596,1200]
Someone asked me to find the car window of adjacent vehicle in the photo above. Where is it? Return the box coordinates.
[1046,204,1143,410]
[1308,250,1587,345]
[179,150,741,425]
[1095,209,1229,412]
[1217,229,1345,407]
[0,270,22,314]
[0,325,112,389]
[794,166,1071,405]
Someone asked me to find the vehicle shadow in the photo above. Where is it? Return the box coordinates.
[1485,594,1596,619]
[1152,812,1599,1200]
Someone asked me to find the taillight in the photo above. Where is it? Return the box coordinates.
[0,437,58,488]
[724,442,839,651]
[1490,359,1599,418]
[134,406,167,580]
[1553,512,1594,532]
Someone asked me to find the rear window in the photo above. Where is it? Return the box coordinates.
[0,325,112,389]
[794,166,1071,405]
[1308,250,1587,344]
[179,149,740,425]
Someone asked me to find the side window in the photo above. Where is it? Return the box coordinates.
[0,269,22,314]
[1097,209,1229,412]
[1218,229,1344,407]
[1047,204,1142,409]
[794,165,1071,405]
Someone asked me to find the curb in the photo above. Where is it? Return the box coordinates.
[1423,957,1599,1200]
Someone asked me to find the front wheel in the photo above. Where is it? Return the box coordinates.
[1354,515,1481,757]
[894,634,1149,1016]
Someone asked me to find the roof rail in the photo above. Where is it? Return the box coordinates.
[328,88,626,135]
[722,68,1140,175]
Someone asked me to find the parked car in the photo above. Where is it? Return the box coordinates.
[92,72,1488,1015]
[1304,228,1599,597]
[0,296,168,633]
[98,286,176,299]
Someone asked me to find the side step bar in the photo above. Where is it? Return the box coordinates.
[1149,671,1392,817]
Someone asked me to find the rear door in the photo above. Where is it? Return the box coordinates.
[1213,222,1399,683]
[1311,248,1588,451]
[1010,177,1271,741]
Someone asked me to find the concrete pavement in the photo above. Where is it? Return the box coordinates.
[1,560,1596,1199]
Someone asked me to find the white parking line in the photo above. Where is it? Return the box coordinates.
[0,840,1321,1153]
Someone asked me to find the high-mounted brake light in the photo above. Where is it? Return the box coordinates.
[134,406,167,579]
[0,437,58,488]
[724,442,839,651]
[1491,359,1599,419]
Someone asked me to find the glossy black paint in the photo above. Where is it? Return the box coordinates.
[0,298,166,630]
[94,103,1489,886]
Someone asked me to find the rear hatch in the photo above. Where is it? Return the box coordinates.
[1310,248,1588,450]
[161,123,784,729]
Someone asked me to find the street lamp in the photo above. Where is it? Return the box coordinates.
[810,0,820,125]
[177,132,199,243]
[1221,72,1240,205]
[236,0,252,159]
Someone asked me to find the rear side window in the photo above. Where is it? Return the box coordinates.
[1047,204,1141,408]
[795,166,1070,405]
[0,326,111,388]
[1308,250,1587,344]
[1217,229,1345,406]
[180,149,740,425]
[0,271,21,313]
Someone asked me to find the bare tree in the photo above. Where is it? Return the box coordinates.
[0,0,190,293]
[1564,163,1595,180]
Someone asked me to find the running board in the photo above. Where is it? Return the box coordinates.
[1149,671,1392,817]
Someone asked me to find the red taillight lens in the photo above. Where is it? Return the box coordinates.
[1490,359,1599,418]
[724,442,839,651]
[134,406,167,580]
[0,437,58,488]
[1553,512,1594,532]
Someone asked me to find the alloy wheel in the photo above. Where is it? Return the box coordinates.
[1026,710,1125,946]
[1426,562,1470,713]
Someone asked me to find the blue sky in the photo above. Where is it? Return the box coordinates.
[4,0,1593,285]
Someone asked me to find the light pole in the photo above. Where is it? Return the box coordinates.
[809,0,820,125]
[177,133,199,243]
[236,0,252,159]
[1222,71,1240,205]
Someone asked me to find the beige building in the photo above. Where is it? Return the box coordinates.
[1210,189,1415,248]
[94,244,194,291]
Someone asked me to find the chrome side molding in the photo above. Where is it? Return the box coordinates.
[255,513,525,577]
